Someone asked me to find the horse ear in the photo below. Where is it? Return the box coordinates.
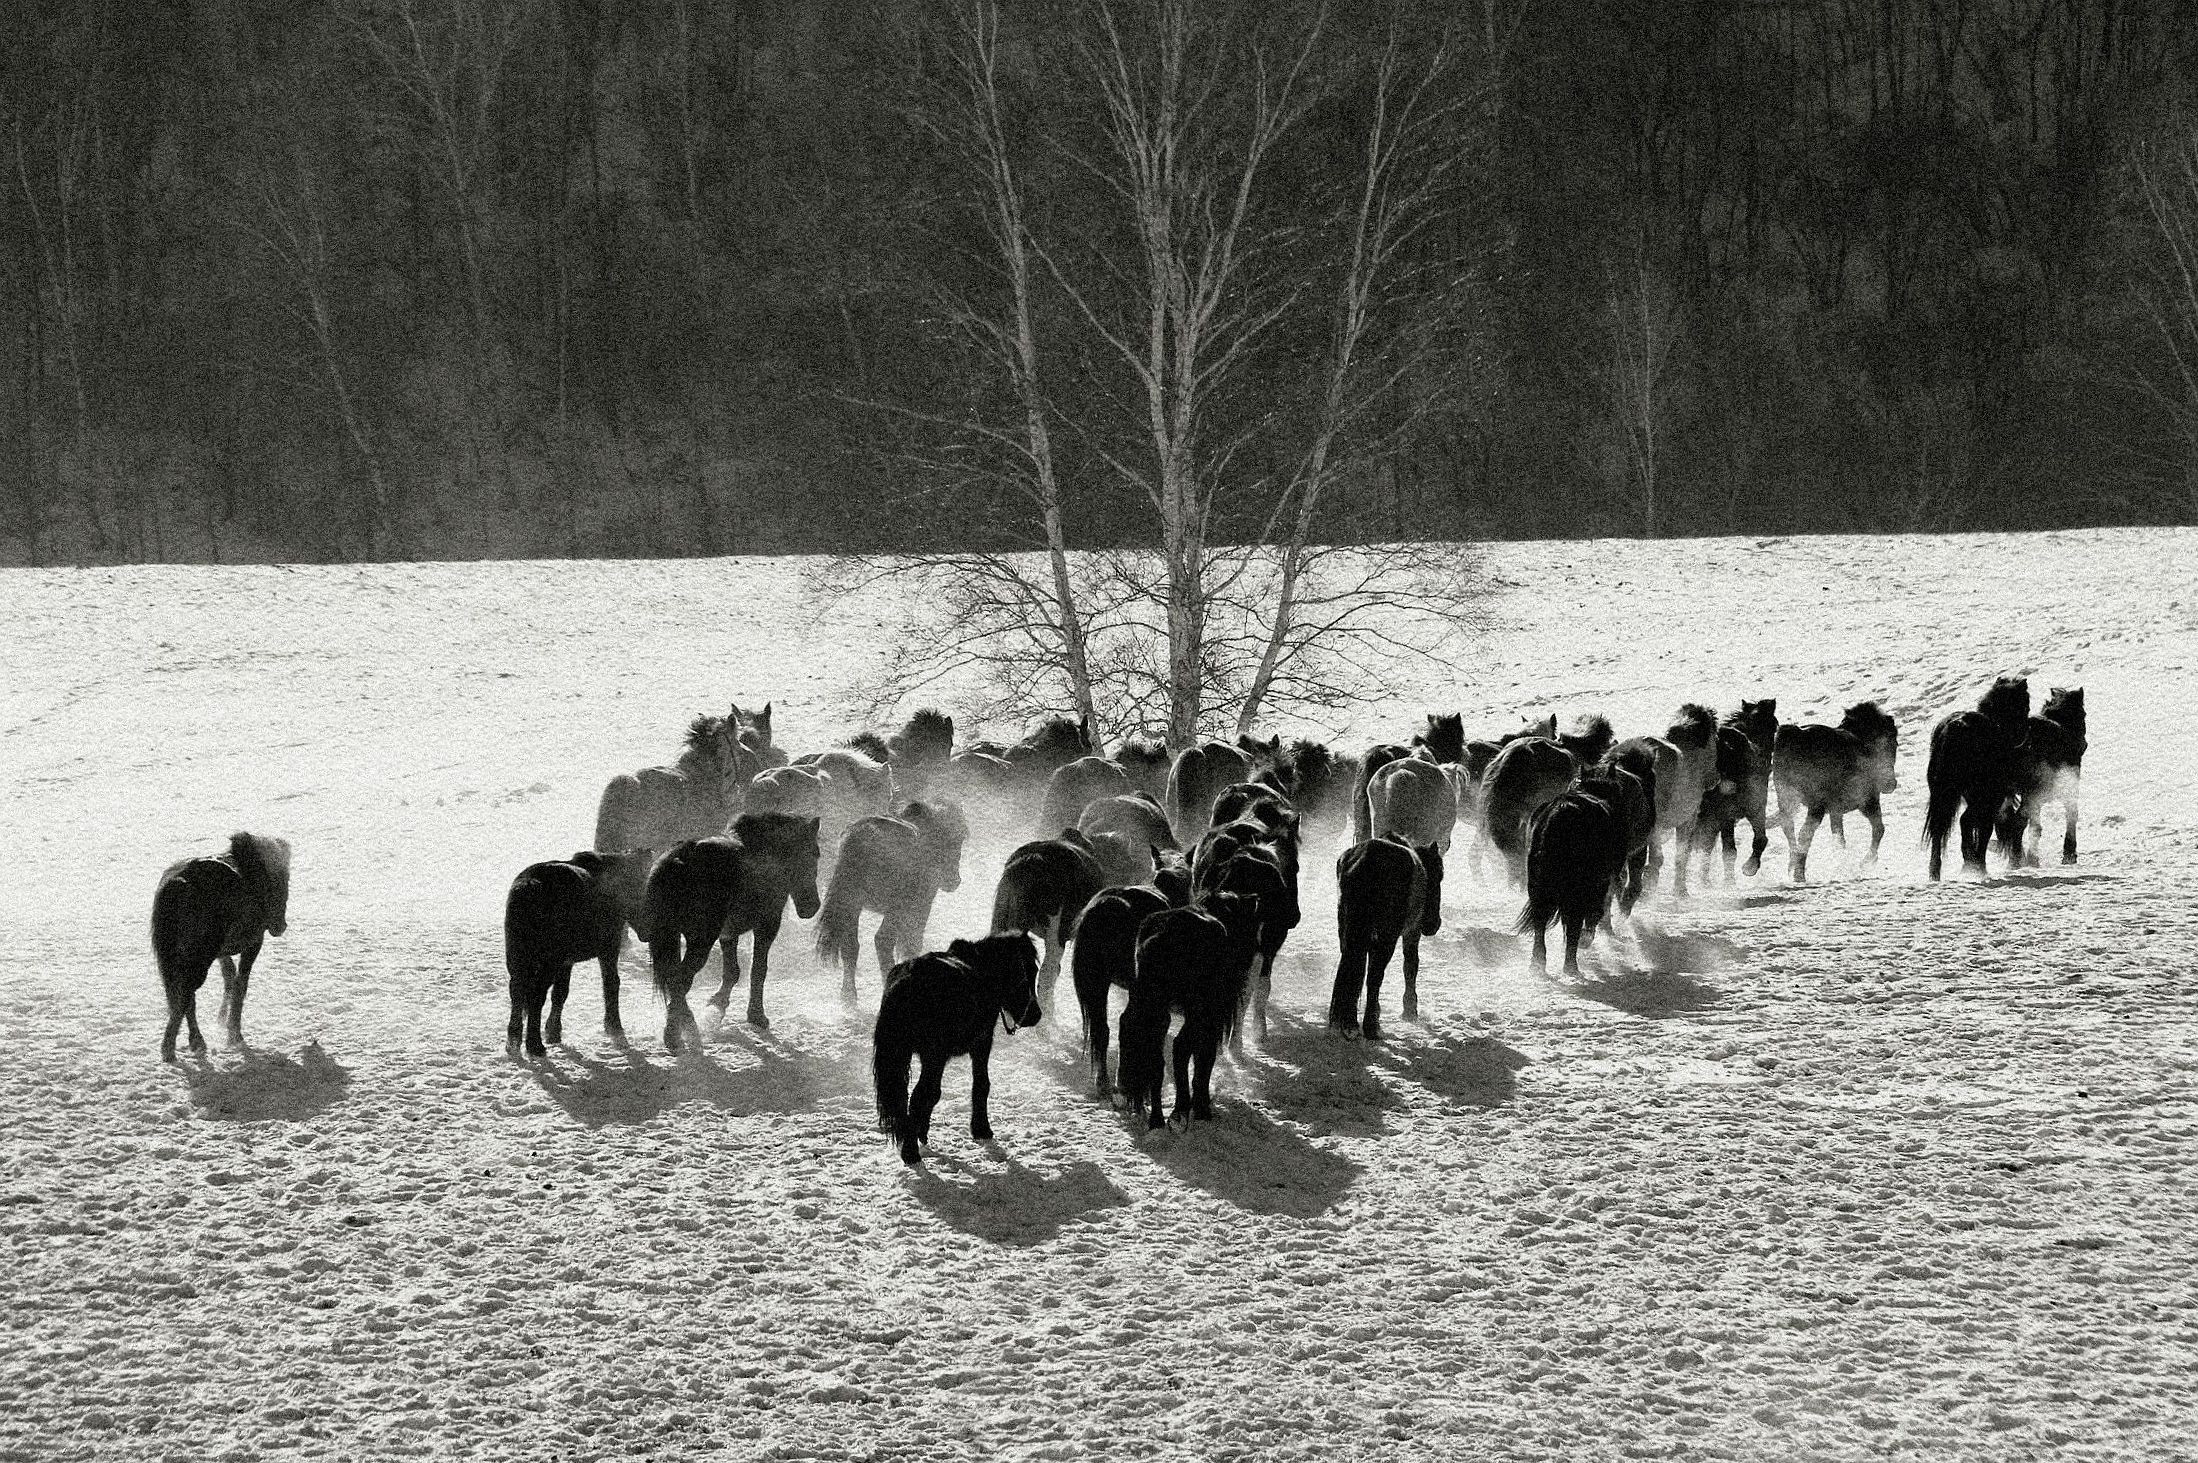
[803,816,821,838]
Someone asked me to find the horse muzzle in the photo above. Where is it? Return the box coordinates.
[266,918,288,938]
[794,892,822,920]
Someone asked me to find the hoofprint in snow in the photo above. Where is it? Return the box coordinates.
[3,530,2195,1461]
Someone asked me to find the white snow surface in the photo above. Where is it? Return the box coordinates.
[4,528,2196,1460]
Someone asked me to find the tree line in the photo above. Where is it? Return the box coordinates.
[5,0,2198,573]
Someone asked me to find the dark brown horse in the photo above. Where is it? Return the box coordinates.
[1694,699,1779,883]
[503,848,654,1057]
[1996,686,2087,867]
[1773,701,1899,881]
[1926,677,2029,879]
[1168,741,1254,831]
[872,933,1042,1165]
[815,801,971,999]
[643,814,823,1049]
[1329,835,1444,1039]
[151,833,292,1061]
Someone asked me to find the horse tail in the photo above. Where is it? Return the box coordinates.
[815,842,865,967]
[1349,750,1383,845]
[1514,802,1565,936]
[871,1015,913,1139]
[1922,724,1960,853]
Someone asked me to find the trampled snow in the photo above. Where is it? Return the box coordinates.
[3,530,2194,1459]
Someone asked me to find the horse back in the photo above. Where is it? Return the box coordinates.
[151,856,258,966]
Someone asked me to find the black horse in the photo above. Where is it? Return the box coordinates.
[1119,890,1263,1129]
[1277,739,1356,831]
[1328,835,1445,1039]
[1925,676,2031,879]
[1996,686,2087,867]
[991,831,1109,995]
[1481,736,1579,883]
[643,814,824,1049]
[816,801,970,998]
[1773,701,1899,882]
[595,711,759,853]
[1517,771,1641,977]
[151,832,292,1061]
[1168,741,1254,831]
[872,933,1042,1165]
[1694,699,1779,883]
[1070,857,1194,1096]
[503,847,654,1057]
[1208,836,1302,1046]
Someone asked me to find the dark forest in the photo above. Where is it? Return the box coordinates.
[5,0,2198,566]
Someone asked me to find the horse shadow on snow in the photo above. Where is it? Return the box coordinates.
[183,1041,352,1122]
[1562,925,1741,1017]
[906,1156,1130,1248]
[531,1025,864,1129]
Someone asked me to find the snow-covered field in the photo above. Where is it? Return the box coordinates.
[4,530,2196,1461]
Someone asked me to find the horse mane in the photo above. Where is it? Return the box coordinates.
[900,799,970,844]
[1414,713,1466,764]
[226,832,291,929]
[893,708,955,764]
[1667,703,1717,748]
[2042,686,2085,733]
[1840,700,1897,739]
[842,730,892,763]
[1977,676,2029,729]
[1115,737,1170,767]
[684,713,729,757]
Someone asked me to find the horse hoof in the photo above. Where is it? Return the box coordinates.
[899,1144,923,1165]
[1362,1023,1384,1043]
[971,1122,993,1141]
[746,1010,770,1029]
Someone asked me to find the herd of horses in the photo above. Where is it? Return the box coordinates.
[149,680,2088,1161]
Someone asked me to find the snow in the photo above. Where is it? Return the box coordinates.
[3,528,2196,1460]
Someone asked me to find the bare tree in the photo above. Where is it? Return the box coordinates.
[1233,18,1506,733]
[13,100,103,551]
[1603,244,1684,536]
[2129,118,2198,515]
[345,0,532,374]
[227,143,397,554]
[851,0,1101,738]
[836,0,1501,747]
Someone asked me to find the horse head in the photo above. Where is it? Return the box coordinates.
[1842,702,1900,792]
[907,800,969,892]
[1415,842,1446,937]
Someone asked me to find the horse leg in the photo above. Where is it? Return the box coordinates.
[969,1036,995,1141]
[1777,801,1801,881]
[1170,1031,1195,1128]
[1792,807,1824,884]
[707,933,743,1013]
[506,966,530,1054]
[1861,798,1885,873]
[654,931,710,1053]
[600,947,627,1045]
[1190,1035,1219,1121]
[161,964,205,1062]
[1401,931,1421,1022]
[545,963,572,1048]
[744,920,780,1028]
[1743,808,1767,878]
[1041,914,1066,1018]
[1960,802,1992,875]
[1329,928,1367,1035]
[1528,920,1548,977]
[1562,911,1585,979]
[1363,932,1400,1042]
[905,1053,946,1162]
[867,914,900,1000]
[2062,783,2080,864]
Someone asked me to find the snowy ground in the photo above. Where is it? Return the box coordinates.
[3,530,2196,1461]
